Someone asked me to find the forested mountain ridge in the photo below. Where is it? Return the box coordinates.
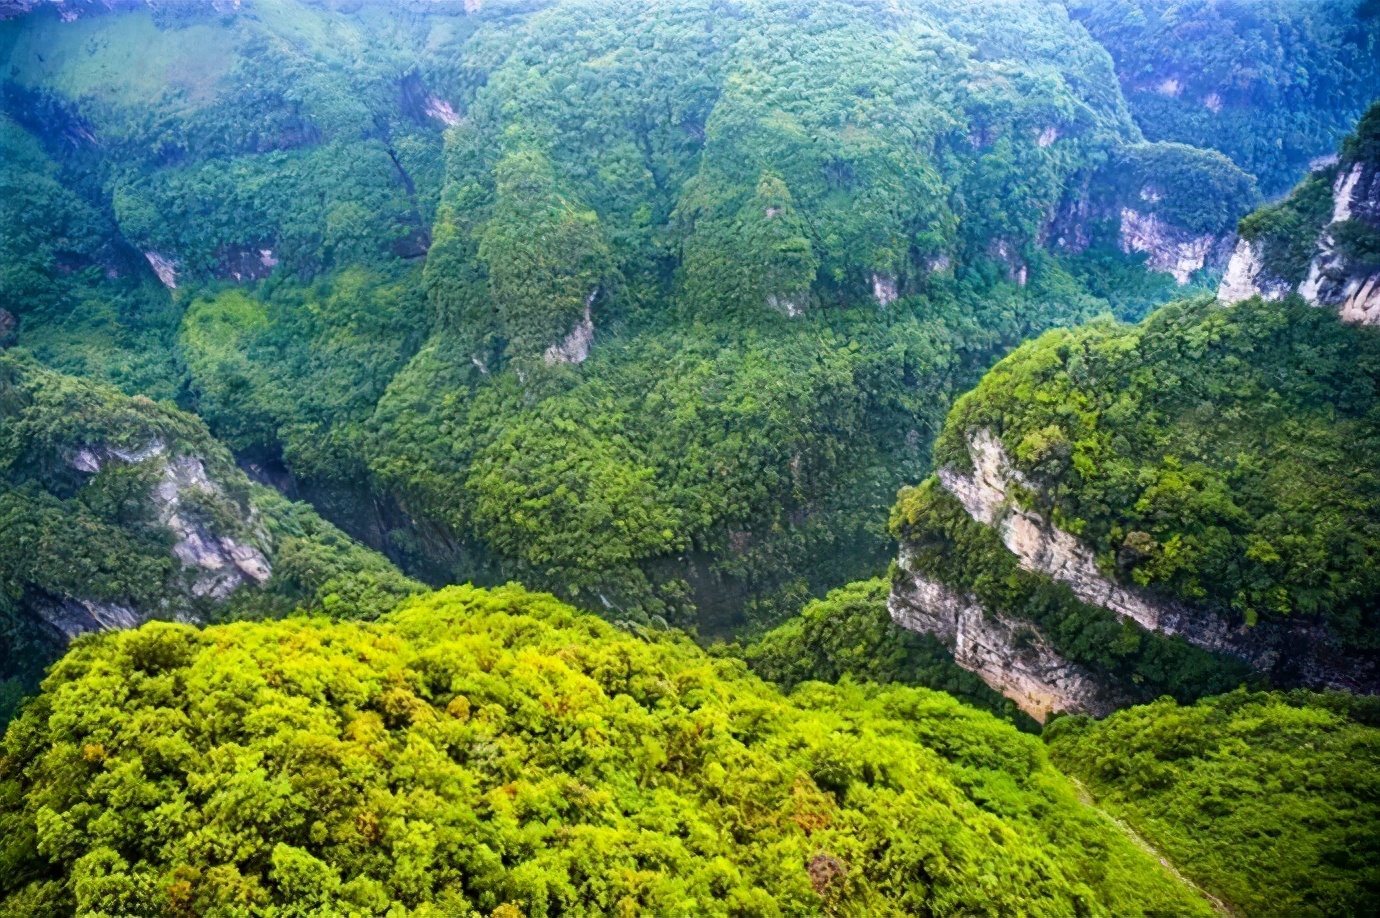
[0,0,1315,637]
[887,106,1380,723]
[1221,101,1380,321]
[1069,0,1380,196]
[0,353,421,721]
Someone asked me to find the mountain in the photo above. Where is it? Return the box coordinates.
[1068,0,1380,196]
[0,582,1212,916]
[2,3,1380,915]
[1220,101,1380,322]
[0,354,421,721]
[886,106,1380,722]
[0,0,1295,638]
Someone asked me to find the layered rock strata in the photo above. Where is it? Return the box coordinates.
[890,429,1378,717]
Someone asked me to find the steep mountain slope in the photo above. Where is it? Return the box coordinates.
[1221,101,1380,322]
[0,582,1211,916]
[0,354,421,721]
[1048,689,1380,917]
[883,107,1380,721]
[1069,0,1380,196]
[0,0,1283,635]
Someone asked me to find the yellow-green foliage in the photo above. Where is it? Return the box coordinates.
[1047,690,1380,917]
[0,584,1209,917]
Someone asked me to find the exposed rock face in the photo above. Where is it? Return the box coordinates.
[988,240,1027,286]
[1298,162,1380,324]
[889,563,1119,721]
[144,251,178,289]
[425,95,462,127]
[1154,77,1182,97]
[950,433,1348,668]
[155,454,272,599]
[871,273,898,307]
[57,439,273,636]
[1217,159,1380,320]
[217,245,278,282]
[1217,238,1291,305]
[892,428,1379,712]
[544,296,596,365]
[1118,208,1231,284]
[766,293,806,317]
[31,596,141,641]
[939,431,1254,659]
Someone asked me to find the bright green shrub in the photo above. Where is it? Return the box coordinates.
[0,583,1211,916]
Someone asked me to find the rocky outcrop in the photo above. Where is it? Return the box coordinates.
[144,251,178,289]
[1233,158,1380,321]
[425,95,462,127]
[889,563,1119,721]
[157,454,273,599]
[1119,208,1232,284]
[544,296,596,365]
[988,240,1027,286]
[1217,238,1291,305]
[1298,162,1380,325]
[871,273,898,307]
[938,431,1257,660]
[217,245,278,282]
[60,439,273,634]
[891,428,1378,711]
[766,293,806,318]
[31,596,141,641]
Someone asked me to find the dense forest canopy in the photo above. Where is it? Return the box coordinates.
[0,0,1293,634]
[929,290,1380,643]
[3,2,1380,913]
[1048,689,1380,916]
[0,583,1211,916]
[1069,0,1380,195]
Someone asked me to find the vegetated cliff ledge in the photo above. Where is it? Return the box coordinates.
[1220,104,1380,323]
[889,560,1125,720]
[888,429,1378,722]
[0,355,421,698]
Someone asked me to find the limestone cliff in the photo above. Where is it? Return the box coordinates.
[543,296,596,365]
[35,438,274,640]
[1216,238,1291,304]
[1297,162,1380,324]
[890,428,1377,716]
[1,356,416,671]
[1219,151,1380,322]
[888,559,1120,722]
[1118,208,1233,285]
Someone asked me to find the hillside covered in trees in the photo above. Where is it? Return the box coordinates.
[3,1,1380,914]
[1,0,1294,639]
[0,584,1219,916]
